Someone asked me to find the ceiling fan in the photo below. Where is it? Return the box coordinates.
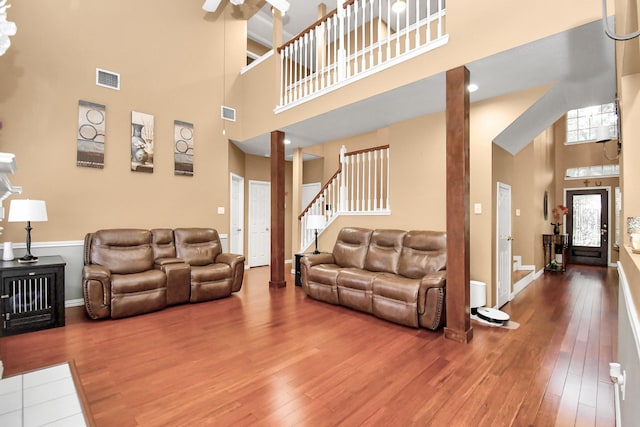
[202,0,290,14]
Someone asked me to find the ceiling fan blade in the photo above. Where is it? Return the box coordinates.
[266,0,290,13]
[202,0,222,12]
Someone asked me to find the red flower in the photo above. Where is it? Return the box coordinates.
[552,205,569,224]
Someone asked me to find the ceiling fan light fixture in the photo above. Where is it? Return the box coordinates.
[391,0,406,14]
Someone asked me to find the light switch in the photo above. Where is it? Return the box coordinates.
[515,209,521,216]
[474,203,482,214]
[217,207,225,214]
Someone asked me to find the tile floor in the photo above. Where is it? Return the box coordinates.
[0,362,87,427]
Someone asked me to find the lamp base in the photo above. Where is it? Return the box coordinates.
[17,254,38,263]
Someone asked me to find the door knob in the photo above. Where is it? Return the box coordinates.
[507,236,513,241]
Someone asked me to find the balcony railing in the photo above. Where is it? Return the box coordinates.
[277,0,447,111]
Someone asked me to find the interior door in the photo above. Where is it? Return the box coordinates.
[230,173,244,255]
[248,180,270,267]
[566,189,608,266]
[496,182,512,308]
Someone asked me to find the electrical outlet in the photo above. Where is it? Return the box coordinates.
[474,203,482,214]
[217,207,225,214]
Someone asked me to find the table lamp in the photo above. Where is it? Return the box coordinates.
[306,214,326,254]
[8,199,48,263]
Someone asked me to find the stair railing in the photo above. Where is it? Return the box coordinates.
[299,144,390,252]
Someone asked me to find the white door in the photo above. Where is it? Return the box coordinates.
[301,182,321,211]
[230,173,244,255]
[496,182,512,308]
[248,180,270,267]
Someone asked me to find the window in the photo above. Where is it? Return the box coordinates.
[566,102,618,144]
[565,164,619,179]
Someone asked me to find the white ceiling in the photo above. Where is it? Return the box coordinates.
[238,8,615,159]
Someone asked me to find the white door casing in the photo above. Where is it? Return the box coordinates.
[248,180,270,267]
[230,173,244,256]
[496,182,512,308]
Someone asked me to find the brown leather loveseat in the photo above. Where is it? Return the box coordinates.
[82,228,245,319]
[300,227,446,330]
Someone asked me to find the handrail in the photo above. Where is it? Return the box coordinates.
[298,168,341,220]
[297,144,390,220]
[278,0,356,53]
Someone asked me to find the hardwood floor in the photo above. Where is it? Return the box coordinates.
[0,265,618,426]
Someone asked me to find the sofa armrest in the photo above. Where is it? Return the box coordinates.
[215,253,246,293]
[215,252,245,269]
[82,264,112,319]
[154,257,184,267]
[301,253,335,269]
[417,271,446,314]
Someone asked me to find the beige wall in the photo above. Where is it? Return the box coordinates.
[0,1,247,243]
[303,158,324,184]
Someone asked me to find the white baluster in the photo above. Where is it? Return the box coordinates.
[386,0,391,62]
[346,5,351,79]
[303,33,308,97]
[386,147,390,209]
[438,0,443,38]
[416,0,420,47]
[427,0,432,43]
[361,1,366,71]
[405,0,410,53]
[353,0,359,75]
[379,149,384,209]
[369,0,374,68]
[279,48,285,107]
[367,151,372,211]
[373,149,378,210]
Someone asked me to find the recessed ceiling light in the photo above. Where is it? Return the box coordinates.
[468,83,479,93]
[284,139,291,145]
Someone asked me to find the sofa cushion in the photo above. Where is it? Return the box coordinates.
[372,273,421,327]
[174,228,222,266]
[90,229,154,274]
[363,229,406,274]
[308,263,342,285]
[332,227,373,269]
[111,269,166,295]
[397,230,447,279]
[190,263,233,283]
[336,268,378,291]
[151,228,176,260]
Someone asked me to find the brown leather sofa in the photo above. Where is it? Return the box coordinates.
[300,227,446,330]
[82,228,245,319]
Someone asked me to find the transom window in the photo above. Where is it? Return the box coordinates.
[566,102,618,144]
[565,164,619,179]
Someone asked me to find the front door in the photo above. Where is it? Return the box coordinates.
[566,189,608,266]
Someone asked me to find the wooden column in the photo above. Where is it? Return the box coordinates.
[444,66,473,343]
[270,130,286,289]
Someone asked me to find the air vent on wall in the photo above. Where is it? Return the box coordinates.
[96,68,120,90]
[221,105,236,122]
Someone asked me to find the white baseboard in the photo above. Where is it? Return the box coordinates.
[65,298,84,308]
[511,268,535,299]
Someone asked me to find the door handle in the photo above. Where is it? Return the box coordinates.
[507,236,514,241]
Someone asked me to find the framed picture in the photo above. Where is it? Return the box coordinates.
[174,120,194,176]
[131,111,154,173]
[77,100,106,168]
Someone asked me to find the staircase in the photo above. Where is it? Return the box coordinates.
[299,144,391,252]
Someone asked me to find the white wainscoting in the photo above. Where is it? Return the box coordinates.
[2,235,228,307]
[616,261,640,426]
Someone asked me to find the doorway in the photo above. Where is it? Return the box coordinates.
[566,188,609,266]
[248,180,270,267]
[496,182,512,308]
[230,173,244,255]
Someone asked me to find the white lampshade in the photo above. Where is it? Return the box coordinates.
[8,199,48,222]
[307,214,326,230]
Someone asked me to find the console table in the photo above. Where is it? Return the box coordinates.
[543,234,568,272]
[0,255,66,336]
